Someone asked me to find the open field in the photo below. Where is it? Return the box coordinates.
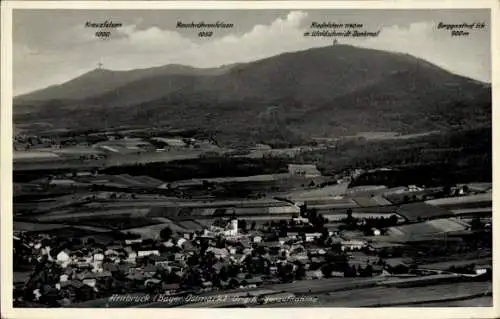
[125,220,189,237]
[344,131,441,141]
[450,208,492,215]
[30,208,151,222]
[14,151,60,160]
[14,146,307,173]
[13,151,205,171]
[286,183,349,199]
[386,218,469,240]
[418,258,492,271]
[426,193,492,206]
[18,188,491,224]
[13,222,68,232]
[63,216,164,231]
[25,204,395,222]
[352,196,392,207]
[52,147,105,156]
[170,174,288,187]
[289,281,491,307]
[14,221,112,234]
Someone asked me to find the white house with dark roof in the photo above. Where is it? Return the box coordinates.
[206,247,230,259]
[56,249,71,267]
[125,238,143,245]
[137,249,159,257]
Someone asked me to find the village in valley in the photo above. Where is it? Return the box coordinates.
[12,130,492,308]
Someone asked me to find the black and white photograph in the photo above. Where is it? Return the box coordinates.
[1,0,497,315]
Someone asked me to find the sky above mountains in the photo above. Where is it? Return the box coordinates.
[13,9,491,96]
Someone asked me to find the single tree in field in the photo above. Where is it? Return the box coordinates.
[470,215,483,231]
[239,219,247,232]
[295,262,306,280]
[251,221,257,230]
[346,208,353,220]
[160,226,173,241]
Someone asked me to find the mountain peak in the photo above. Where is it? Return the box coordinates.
[14,45,490,140]
[81,67,113,77]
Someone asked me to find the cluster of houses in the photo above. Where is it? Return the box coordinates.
[14,215,395,307]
